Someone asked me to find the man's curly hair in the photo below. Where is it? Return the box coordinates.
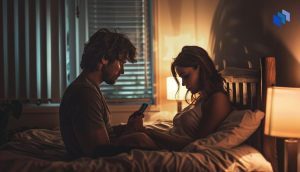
[80,28,137,71]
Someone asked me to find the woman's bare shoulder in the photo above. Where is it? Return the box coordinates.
[203,91,231,114]
[209,91,230,103]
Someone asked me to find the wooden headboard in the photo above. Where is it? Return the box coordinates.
[220,57,278,172]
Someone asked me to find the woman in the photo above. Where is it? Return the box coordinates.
[144,46,232,150]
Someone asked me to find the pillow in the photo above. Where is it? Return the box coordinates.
[182,109,264,151]
[227,145,273,172]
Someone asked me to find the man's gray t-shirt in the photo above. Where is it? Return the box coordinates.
[59,73,113,158]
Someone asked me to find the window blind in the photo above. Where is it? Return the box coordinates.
[0,0,72,104]
[0,0,153,105]
[86,0,154,104]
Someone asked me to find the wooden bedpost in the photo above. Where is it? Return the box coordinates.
[260,56,278,172]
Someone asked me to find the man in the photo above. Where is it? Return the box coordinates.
[59,28,146,158]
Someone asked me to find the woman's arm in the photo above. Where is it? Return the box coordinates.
[196,92,231,138]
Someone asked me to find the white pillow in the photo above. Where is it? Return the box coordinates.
[183,110,264,151]
[227,145,273,171]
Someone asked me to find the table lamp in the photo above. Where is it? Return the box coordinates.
[265,86,300,172]
[166,77,188,112]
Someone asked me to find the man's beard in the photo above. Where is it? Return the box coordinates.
[102,65,118,85]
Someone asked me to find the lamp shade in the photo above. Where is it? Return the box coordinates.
[265,87,300,138]
[166,77,188,100]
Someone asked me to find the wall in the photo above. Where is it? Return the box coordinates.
[262,0,300,87]
[150,0,218,121]
[210,0,300,87]
[8,105,60,129]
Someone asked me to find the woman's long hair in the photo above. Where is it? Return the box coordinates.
[171,46,227,104]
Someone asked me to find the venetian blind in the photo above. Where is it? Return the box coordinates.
[87,0,154,104]
[0,0,70,104]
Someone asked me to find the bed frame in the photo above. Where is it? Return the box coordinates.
[220,57,278,172]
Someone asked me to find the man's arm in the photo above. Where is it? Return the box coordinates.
[111,124,127,137]
[112,114,145,137]
[74,125,110,156]
[72,87,111,156]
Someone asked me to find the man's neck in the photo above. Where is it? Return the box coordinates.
[83,70,103,86]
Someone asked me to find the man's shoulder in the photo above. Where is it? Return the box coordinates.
[70,77,97,91]
[63,79,100,99]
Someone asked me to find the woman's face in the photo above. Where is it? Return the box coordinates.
[175,66,200,94]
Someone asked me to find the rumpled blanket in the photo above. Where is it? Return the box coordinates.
[0,123,272,172]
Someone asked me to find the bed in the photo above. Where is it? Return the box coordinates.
[0,57,277,172]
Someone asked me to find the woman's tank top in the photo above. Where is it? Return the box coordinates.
[169,101,203,141]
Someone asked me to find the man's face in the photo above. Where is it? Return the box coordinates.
[102,57,126,85]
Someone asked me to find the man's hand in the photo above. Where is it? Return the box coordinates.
[126,114,145,132]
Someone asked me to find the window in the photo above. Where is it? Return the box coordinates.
[84,0,154,104]
[0,0,154,105]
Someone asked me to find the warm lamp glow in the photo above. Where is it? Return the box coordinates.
[166,77,187,100]
[163,34,208,61]
[265,86,300,138]
[166,77,189,112]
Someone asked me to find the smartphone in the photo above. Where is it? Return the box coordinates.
[133,103,148,117]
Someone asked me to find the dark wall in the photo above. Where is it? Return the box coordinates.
[210,0,300,87]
